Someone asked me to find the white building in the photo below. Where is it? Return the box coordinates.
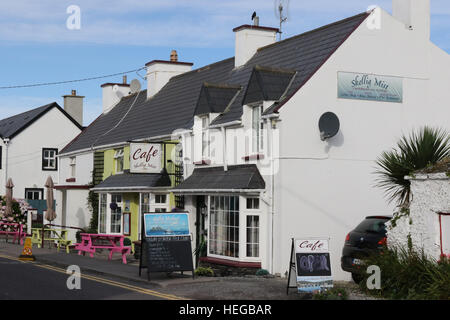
[0,91,83,212]
[57,0,449,281]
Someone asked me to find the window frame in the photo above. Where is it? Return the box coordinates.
[114,148,124,174]
[201,115,210,159]
[109,193,123,234]
[251,105,264,154]
[42,148,58,171]
[25,188,44,200]
[69,156,76,178]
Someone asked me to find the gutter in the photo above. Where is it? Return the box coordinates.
[171,189,264,194]
[209,120,242,129]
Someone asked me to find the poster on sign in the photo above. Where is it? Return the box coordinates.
[294,238,333,292]
[130,143,162,173]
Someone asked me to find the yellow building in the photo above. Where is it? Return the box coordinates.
[91,141,184,247]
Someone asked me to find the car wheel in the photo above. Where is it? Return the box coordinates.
[351,273,364,284]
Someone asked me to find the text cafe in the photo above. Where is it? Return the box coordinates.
[91,141,185,245]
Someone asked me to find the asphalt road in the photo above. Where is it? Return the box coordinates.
[0,255,183,300]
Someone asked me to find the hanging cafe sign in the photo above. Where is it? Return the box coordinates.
[338,71,403,103]
[130,143,162,173]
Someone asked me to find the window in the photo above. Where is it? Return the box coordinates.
[99,194,107,233]
[141,193,150,214]
[114,149,124,173]
[252,106,264,153]
[25,188,43,200]
[70,157,76,178]
[209,196,239,258]
[0,146,2,169]
[110,194,122,234]
[201,116,210,159]
[42,148,58,171]
[246,197,260,210]
[155,194,167,204]
[140,193,168,213]
[246,216,260,257]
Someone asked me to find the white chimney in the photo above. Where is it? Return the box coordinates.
[392,0,430,39]
[62,89,84,126]
[233,24,278,68]
[101,76,130,114]
[145,50,193,99]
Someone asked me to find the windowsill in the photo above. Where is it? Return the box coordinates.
[42,168,58,171]
[193,159,211,165]
[242,154,265,161]
[66,178,76,182]
[200,256,261,268]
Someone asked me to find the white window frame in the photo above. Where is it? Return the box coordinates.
[251,105,264,154]
[114,149,124,174]
[98,193,108,234]
[69,157,76,178]
[201,116,210,159]
[109,193,123,235]
[42,148,58,170]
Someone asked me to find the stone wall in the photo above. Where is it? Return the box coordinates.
[387,173,450,260]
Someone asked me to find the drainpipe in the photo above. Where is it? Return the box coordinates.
[221,127,227,171]
[3,138,10,188]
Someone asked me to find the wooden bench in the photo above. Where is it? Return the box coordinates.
[31,228,72,253]
[0,222,25,245]
[74,233,131,264]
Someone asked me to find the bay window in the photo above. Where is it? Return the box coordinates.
[99,193,107,233]
[110,194,123,234]
[246,216,260,257]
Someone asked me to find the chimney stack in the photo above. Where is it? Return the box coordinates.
[233,22,278,68]
[145,50,193,99]
[392,0,430,39]
[63,90,84,126]
[100,79,130,114]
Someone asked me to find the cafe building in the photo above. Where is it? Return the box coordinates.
[58,0,450,280]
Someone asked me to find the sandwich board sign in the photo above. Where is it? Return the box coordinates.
[287,238,333,293]
[138,213,194,281]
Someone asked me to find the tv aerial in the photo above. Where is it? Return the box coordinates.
[274,0,290,40]
[318,112,340,141]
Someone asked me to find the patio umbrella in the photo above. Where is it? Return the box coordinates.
[4,178,14,219]
[44,176,56,222]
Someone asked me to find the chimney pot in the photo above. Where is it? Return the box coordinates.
[123,75,127,84]
[71,90,76,96]
[170,50,178,62]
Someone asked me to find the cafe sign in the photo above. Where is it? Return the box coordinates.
[130,143,162,173]
[338,71,403,103]
[294,238,333,292]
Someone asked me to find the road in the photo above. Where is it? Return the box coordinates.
[0,255,184,300]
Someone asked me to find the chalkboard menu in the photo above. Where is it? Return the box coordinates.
[139,213,194,280]
[287,238,333,293]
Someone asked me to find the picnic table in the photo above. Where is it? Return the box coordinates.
[74,233,131,264]
[31,228,72,253]
[0,222,25,245]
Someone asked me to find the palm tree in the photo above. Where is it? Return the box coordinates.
[375,126,450,207]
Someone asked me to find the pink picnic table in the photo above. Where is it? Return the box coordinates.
[0,222,25,245]
[74,233,131,264]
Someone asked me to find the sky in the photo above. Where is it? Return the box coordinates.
[0,0,449,125]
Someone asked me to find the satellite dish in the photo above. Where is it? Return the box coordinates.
[130,79,141,94]
[318,112,340,141]
[112,84,119,92]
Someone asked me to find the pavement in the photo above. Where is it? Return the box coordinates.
[0,239,377,300]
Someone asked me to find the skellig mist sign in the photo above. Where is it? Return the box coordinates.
[130,143,162,173]
[338,71,403,103]
[294,238,332,292]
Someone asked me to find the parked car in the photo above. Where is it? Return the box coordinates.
[341,215,392,283]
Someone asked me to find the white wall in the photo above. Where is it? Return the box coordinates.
[387,174,450,260]
[59,152,94,186]
[272,9,450,280]
[0,107,81,199]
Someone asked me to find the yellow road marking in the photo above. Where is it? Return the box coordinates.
[0,253,186,300]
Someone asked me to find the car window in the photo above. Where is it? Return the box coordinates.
[355,218,389,234]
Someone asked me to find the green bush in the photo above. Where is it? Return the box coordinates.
[195,267,214,277]
[359,248,450,300]
[255,269,270,276]
[312,287,348,300]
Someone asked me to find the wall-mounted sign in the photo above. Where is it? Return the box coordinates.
[144,213,190,237]
[338,72,403,103]
[130,143,162,173]
[293,238,332,292]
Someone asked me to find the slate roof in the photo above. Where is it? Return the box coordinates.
[60,12,368,155]
[194,83,242,116]
[0,102,83,139]
[172,164,265,192]
[91,170,171,191]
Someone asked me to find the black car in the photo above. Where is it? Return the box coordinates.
[341,215,391,283]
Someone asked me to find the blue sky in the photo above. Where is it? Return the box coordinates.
[0,0,449,125]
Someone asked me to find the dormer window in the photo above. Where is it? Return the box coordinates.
[114,148,124,173]
[252,105,264,153]
[201,116,210,159]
